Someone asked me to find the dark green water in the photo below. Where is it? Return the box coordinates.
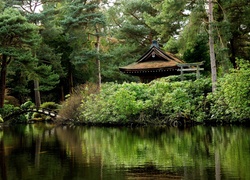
[0,124,250,180]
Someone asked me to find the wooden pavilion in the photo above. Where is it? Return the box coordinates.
[119,41,184,83]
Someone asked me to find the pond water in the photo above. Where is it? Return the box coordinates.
[0,124,250,180]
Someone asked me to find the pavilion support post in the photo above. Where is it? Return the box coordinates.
[196,65,200,79]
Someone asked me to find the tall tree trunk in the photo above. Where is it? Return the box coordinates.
[60,85,65,102]
[95,26,101,90]
[229,38,237,68]
[208,0,217,92]
[35,135,42,167]
[0,55,8,108]
[34,80,41,108]
[0,140,7,180]
[33,51,41,109]
[69,66,74,94]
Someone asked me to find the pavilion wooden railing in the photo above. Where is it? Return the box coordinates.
[177,61,204,80]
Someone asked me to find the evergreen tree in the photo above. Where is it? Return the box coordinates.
[144,0,190,42]
[102,0,159,82]
[213,0,250,68]
[108,0,158,47]
[56,0,107,91]
[0,8,40,107]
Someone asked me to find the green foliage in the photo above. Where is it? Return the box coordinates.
[0,104,27,123]
[213,0,250,68]
[35,65,60,91]
[182,34,210,74]
[40,102,59,110]
[78,78,212,124]
[80,82,150,123]
[0,8,40,50]
[209,59,250,122]
[107,0,157,46]
[0,0,4,10]
[148,78,211,122]
[0,7,41,107]
[1,0,250,113]
[144,0,202,42]
[20,101,34,109]
[102,43,140,82]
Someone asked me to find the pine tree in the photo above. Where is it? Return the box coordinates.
[0,8,40,107]
[60,0,107,90]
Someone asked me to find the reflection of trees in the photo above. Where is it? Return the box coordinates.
[0,125,123,180]
[0,140,7,180]
[55,126,86,163]
[0,124,70,179]
[55,126,250,179]
[0,125,250,179]
[215,149,221,180]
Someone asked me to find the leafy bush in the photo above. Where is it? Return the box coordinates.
[209,59,250,122]
[148,78,211,122]
[78,78,212,125]
[57,83,99,122]
[0,104,26,123]
[40,102,59,110]
[80,82,152,124]
[20,101,34,109]
[0,104,19,118]
[62,60,250,125]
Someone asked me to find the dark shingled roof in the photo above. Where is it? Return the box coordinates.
[119,45,183,74]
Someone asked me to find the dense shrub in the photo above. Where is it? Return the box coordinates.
[148,78,211,122]
[57,83,99,121]
[40,102,59,109]
[20,101,34,109]
[0,104,26,123]
[78,77,212,125]
[68,60,250,125]
[79,82,152,124]
[208,59,250,122]
[0,104,19,118]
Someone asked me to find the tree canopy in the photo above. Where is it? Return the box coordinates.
[0,0,250,107]
[0,8,40,107]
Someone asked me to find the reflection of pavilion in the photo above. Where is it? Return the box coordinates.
[119,41,204,82]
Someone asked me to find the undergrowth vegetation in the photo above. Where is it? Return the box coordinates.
[57,83,99,123]
[2,60,250,125]
[208,59,250,122]
[70,59,250,125]
[76,77,212,125]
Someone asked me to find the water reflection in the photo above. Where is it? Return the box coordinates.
[0,124,250,179]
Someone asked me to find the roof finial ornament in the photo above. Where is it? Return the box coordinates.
[150,40,159,48]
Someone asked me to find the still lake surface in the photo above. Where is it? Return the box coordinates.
[0,124,250,180]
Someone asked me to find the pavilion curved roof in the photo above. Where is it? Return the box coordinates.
[119,45,184,74]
